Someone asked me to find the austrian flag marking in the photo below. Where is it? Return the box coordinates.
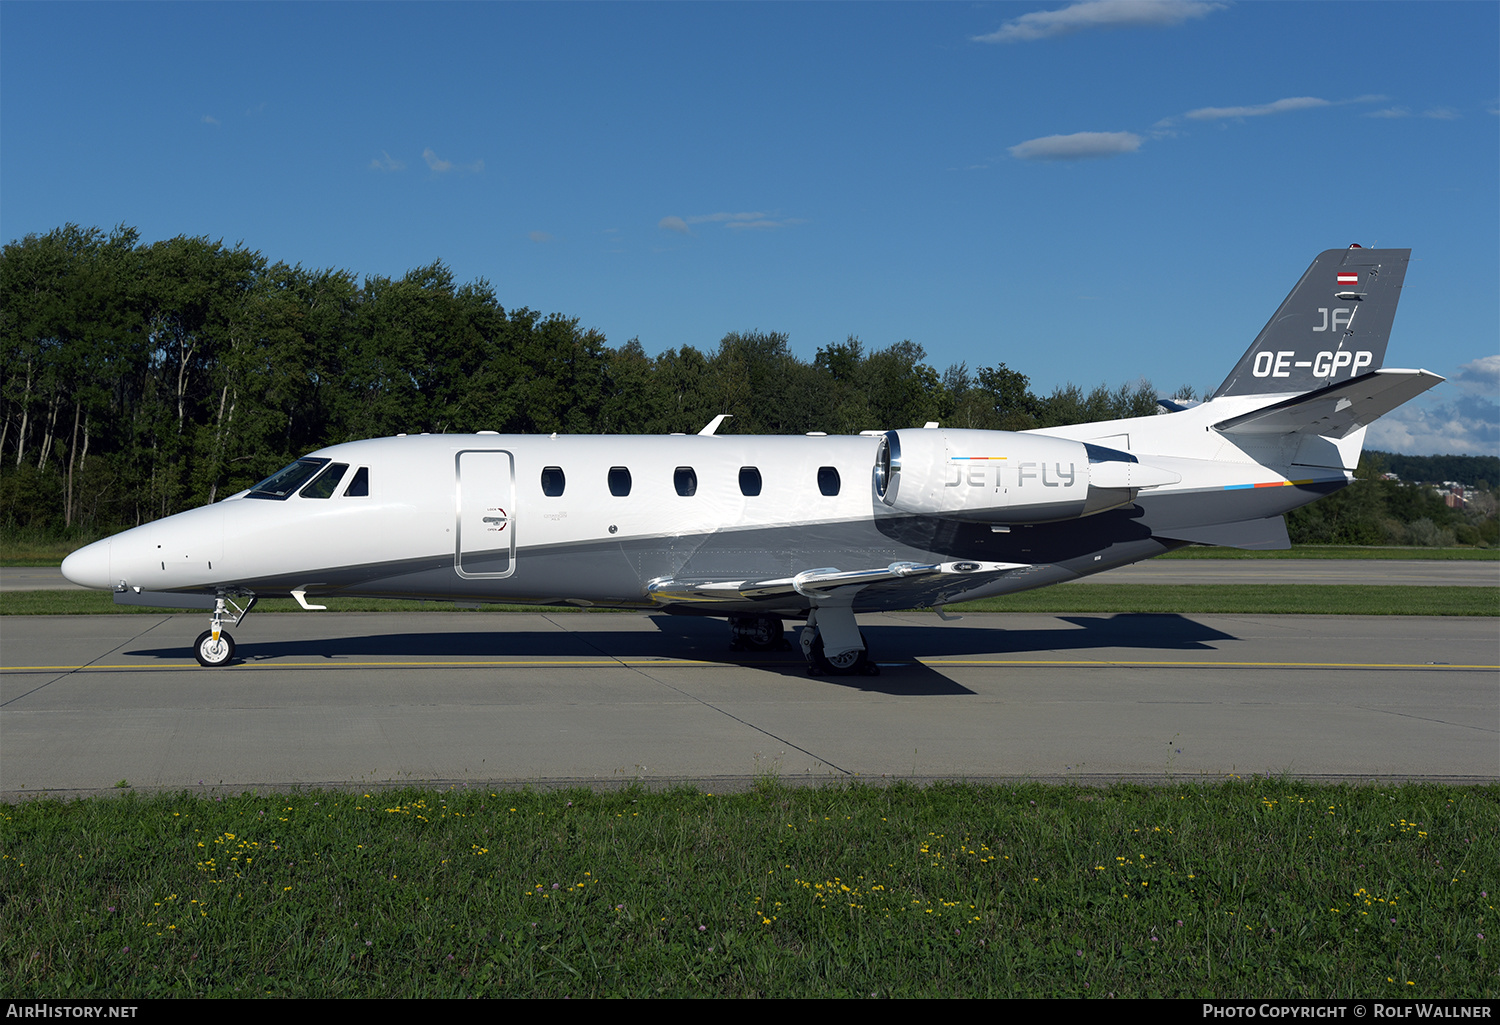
[1337,272,1359,285]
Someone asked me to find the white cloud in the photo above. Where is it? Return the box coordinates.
[973,0,1224,43]
[660,211,804,233]
[422,148,482,174]
[201,114,220,126]
[1010,95,1383,170]
[369,151,405,172]
[1423,106,1461,120]
[1366,356,1500,456]
[1454,354,1500,395]
[724,218,805,230]
[1365,107,1412,119]
[1185,96,1330,121]
[1009,131,1143,161]
[1366,398,1499,456]
[694,212,805,230]
[688,212,767,225]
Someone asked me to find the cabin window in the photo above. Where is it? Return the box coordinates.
[247,458,329,500]
[674,466,697,497]
[541,466,566,497]
[300,463,350,499]
[608,466,632,497]
[818,466,841,496]
[343,466,370,497]
[739,466,762,496]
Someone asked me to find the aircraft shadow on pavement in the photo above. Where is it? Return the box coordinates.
[125,613,1238,697]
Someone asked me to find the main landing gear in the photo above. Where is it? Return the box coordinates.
[193,594,256,667]
[728,614,790,652]
[726,609,878,676]
[799,604,879,678]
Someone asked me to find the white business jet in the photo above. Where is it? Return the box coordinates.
[62,247,1441,673]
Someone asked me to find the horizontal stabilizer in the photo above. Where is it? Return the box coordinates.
[1155,516,1291,550]
[645,560,1025,605]
[1213,368,1442,438]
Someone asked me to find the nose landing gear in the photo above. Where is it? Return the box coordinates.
[194,629,235,667]
[193,594,256,667]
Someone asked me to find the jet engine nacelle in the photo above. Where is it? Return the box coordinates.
[873,428,1176,524]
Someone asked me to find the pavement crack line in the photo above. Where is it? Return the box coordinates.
[1355,703,1499,734]
[1,614,180,707]
[540,613,854,777]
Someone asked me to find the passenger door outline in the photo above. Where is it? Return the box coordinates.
[455,449,516,578]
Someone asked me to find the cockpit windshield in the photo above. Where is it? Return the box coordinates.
[246,458,330,500]
[299,462,349,499]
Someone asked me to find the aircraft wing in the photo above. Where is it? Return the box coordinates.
[1213,368,1443,438]
[645,559,1027,606]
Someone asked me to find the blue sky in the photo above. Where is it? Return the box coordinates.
[3,1,1496,454]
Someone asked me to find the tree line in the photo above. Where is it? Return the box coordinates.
[1373,452,1498,490]
[3,224,1489,548]
[1287,452,1498,548]
[1,224,1164,536]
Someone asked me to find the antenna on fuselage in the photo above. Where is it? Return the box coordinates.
[698,414,733,436]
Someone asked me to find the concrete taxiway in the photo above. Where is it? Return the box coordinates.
[2,610,1494,795]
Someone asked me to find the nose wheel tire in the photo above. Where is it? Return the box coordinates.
[194,630,235,667]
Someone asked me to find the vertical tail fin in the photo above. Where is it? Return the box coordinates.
[1211,247,1410,399]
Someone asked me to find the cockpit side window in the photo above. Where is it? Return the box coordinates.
[300,463,349,499]
[247,458,329,500]
[343,466,370,497]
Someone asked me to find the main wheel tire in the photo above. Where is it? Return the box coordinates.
[194,629,235,667]
[750,616,785,650]
[730,615,785,651]
[810,633,868,676]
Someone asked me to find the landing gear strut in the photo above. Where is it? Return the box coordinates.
[193,594,256,667]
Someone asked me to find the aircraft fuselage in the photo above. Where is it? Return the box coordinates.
[61,416,1347,617]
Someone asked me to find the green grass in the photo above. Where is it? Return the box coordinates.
[0,536,105,566]
[1159,545,1499,561]
[1,782,1493,997]
[949,585,1498,617]
[3,585,1494,617]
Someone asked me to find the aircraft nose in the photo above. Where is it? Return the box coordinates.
[61,540,112,590]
